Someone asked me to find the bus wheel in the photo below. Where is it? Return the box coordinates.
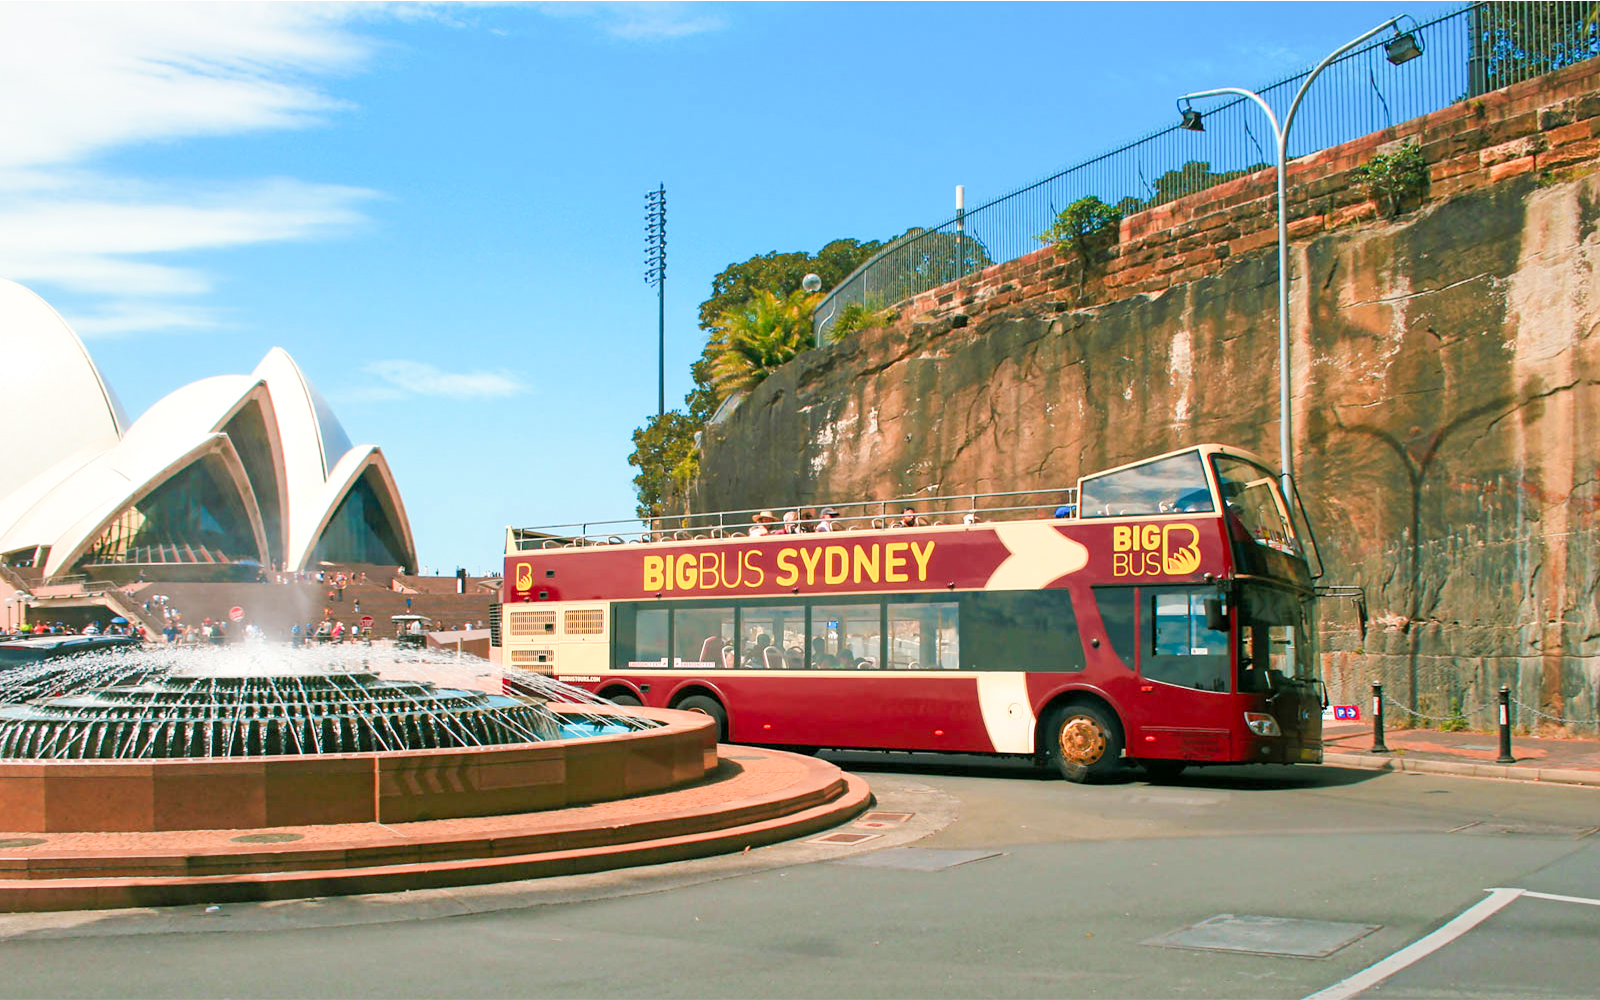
[606,692,642,707]
[676,695,728,743]
[1142,760,1187,783]
[1045,703,1122,783]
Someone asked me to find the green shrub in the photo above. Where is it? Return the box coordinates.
[1351,142,1429,217]
[830,302,897,338]
[1035,195,1123,264]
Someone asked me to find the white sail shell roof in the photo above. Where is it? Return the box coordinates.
[0,278,127,502]
[0,281,416,578]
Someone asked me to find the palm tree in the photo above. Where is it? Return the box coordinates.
[706,289,817,402]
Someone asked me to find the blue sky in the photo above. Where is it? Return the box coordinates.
[0,1,1415,572]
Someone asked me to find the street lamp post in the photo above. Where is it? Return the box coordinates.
[1179,16,1422,495]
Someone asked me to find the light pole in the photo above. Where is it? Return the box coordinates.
[645,185,667,418]
[1178,16,1423,494]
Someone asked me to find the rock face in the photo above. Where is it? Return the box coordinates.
[693,64,1600,735]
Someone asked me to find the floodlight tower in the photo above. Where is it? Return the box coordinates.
[645,185,667,418]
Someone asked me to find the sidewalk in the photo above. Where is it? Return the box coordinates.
[1322,721,1600,787]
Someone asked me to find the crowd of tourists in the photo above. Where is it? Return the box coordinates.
[746,505,981,537]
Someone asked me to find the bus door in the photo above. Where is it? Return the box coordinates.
[1237,587,1324,762]
[1131,586,1236,761]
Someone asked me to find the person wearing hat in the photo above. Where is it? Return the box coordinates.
[749,510,776,537]
[816,508,839,532]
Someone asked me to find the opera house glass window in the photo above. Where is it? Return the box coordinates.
[310,471,408,568]
[81,459,259,568]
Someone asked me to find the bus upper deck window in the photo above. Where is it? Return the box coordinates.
[1079,451,1214,518]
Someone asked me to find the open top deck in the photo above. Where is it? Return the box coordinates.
[505,443,1301,557]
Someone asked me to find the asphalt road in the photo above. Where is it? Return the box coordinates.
[0,755,1596,999]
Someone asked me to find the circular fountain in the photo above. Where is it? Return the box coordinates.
[0,668,561,759]
[0,644,869,913]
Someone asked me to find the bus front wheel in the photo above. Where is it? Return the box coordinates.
[676,695,728,743]
[605,692,643,707]
[1044,703,1122,783]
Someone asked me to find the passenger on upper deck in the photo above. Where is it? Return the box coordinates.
[749,510,776,537]
[896,507,921,529]
[779,510,807,535]
[815,507,839,531]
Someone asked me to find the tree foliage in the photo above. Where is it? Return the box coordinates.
[1145,160,1270,208]
[1475,2,1600,94]
[628,236,886,519]
[706,289,818,401]
[629,410,701,520]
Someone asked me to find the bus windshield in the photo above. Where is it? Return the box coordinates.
[1211,456,1298,554]
[1079,451,1214,518]
[1236,585,1316,690]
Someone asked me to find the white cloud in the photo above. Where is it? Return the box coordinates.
[533,2,726,41]
[362,360,528,400]
[0,3,381,332]
[0,4,368,171]
[0,2,720,338]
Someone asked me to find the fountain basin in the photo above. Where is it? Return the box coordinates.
[0,705,716,833]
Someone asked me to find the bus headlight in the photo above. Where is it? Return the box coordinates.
[1244,712,1281,736]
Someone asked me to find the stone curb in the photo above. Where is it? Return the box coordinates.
[1324,752,1600,788]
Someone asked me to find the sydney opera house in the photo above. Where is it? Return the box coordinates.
[0,278,416,583]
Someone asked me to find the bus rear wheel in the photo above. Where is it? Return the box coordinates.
[675,695,728,743]
[1044,703,1123,783]
[605,692,643,707]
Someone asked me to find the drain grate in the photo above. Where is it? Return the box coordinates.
[230,833,305,844]
[854,810,915,830]
[1144,914,1379,958]
[834,847,1003,871]
[0,838,47,849]
[806,832,882,846]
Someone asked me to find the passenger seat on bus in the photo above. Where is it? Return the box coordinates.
[763,646,785,670]
[699,636,722,664]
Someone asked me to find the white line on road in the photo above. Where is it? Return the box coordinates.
[1301,888,1525,1000]
[1518,889,1600,907]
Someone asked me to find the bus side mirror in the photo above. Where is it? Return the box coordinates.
[1203,596,1228,632]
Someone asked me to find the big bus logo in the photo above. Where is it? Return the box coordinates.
[1112,523,1201,577]
[514,562,534,592]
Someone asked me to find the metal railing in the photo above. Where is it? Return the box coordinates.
[509,486,1079,550]
[815,2,1600,342]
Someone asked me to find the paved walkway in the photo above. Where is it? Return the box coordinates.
[1323,721,1600,786]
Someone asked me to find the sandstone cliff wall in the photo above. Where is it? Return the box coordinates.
[694,61,1600,733]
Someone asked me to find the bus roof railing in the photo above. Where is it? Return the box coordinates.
[507,486,1080,552]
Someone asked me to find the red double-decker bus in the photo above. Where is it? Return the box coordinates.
[496,444,1325,781]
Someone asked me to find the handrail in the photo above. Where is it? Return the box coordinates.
[810,2,1587,342]
[509,485,1080,550]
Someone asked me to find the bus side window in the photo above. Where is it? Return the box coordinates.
[1143,589,1229,692]
[887,602,959,670]
[615,605,669,670]
[960,591,1082,672]
[1092,587,1137,669]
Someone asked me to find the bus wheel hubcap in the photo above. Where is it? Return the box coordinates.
[1059,718,1105,765]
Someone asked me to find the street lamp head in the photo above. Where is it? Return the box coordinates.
[1385,24,1423,65]
[1179,101,1205,132]
[801,273,823,294]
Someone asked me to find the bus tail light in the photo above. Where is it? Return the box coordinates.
[1244,712,1281,736]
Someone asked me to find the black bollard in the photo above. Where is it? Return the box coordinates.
[1496,685,1515,763]
[1371,680,1390,753]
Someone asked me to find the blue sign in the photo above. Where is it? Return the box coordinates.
[827,620,839,629]
[1333,705,1361,721]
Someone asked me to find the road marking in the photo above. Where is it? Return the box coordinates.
[1518,890,1600,907]
[1302,888,1525,1000]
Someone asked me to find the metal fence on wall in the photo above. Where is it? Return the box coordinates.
[814,2,1600,342]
